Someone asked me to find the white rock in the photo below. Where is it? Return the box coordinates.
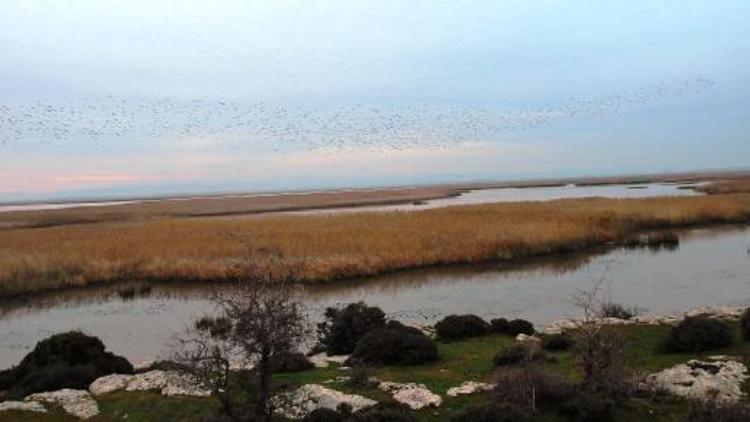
[161,372,211,397]
[126,370,169,391]
[308,353,349,368]
[133,359,154,372]
[0,401,47,413]
[446,381,495,397]
[392,387,442,410]
[515,333,542,343]
[25,389,99,419]
[89,374,134,396]
[646,359,749,403]
[377,381,442,409]
[272,384,376,419]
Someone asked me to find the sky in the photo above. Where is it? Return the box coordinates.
[0,0,749,202]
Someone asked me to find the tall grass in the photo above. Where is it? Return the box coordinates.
[696,178,750,194]
[1,194,749,297]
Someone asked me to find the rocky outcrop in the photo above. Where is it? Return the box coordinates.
[89,374,134,396]
[308,353,350,368]
[88,370,210,397]
[378,381,442,409]
[272,384,376,419]
[542,305,747,334]
[515,333,542,344]
[25,389,99,419]
[446,381,495,397]
[0,400,47,413]
[644,359,749,403]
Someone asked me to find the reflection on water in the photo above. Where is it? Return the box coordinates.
[0,225,747,369]
[296,182,701,215]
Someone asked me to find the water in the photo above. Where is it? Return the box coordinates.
[291,183,701,215]
[0,224,747,370]
[0,182,699,214]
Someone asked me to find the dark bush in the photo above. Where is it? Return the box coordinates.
[449,402,532,422]
[543,333,572,351]
[318,302,386,355]
[741,308,750,341]
[494,343,543,366]
[507,319,535,336]
[351,402,416,422]
[600,302,636,320]
[435,314,490,340]
[0,331,133,399]
[347,364,377,388]
[352,328,438,365]
[384,320,424,336]
[557,391,616,422]
[490,318,510,334]
[688,400,750,422]
[272,351,314,373]
[663,317,734,352]
[303,408,345,422]
[493,364,573,411]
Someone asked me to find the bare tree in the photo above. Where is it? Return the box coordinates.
[571,271,629,397]
[175,278,309,421]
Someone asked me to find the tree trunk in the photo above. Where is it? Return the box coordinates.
[255,348,272,421]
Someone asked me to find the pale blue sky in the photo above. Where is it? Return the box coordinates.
[0,1,748,201]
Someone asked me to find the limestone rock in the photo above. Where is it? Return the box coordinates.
[308,353,349,368]
[446,381,495,397]
[377,381,442,409]
[126,370,169,392]
[645,359,749,403]
[161,372,211,397]
[25,389,99,419]
[0,401,47,413]
[89,374,134,396]
[272,384,376,419]
[515,333,542,343]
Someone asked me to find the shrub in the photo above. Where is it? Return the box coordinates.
[741,308,750,341]
[352,328,438,365]
[688,400,750,422]
[272,351,314,373]
[494,343,543,366]
[493,364,573,411]
[347,364,377,388]
[507,319,535,336]
[490,318,510,334]
[600,302,636,320]
[303,408,345,422]
[384,320,424,336]
[542,334,572,351]
[435,314,490,340]
[664,317,734,352]
[557,391,616,422]
[449,402,532,422]
[572,322,629,396]
[352,402,416,422]
[0,331,133,399]
[318,302,386,355]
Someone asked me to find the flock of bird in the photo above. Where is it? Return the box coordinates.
[0,78,715,152]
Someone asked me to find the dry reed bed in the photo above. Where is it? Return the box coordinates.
[696,178,750,194]
[1,194,749,297]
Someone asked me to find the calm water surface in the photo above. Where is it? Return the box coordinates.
[0,224,747,369]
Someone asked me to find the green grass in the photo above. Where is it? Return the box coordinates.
[4,323,749,421]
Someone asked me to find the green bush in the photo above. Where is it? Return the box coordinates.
[272,351,314,373]
[0,331,133,399]
[600,302,636,320]
[542,333,572,351]
[741,308,750,341]
[449,402,532,422]
[352,403,416,422]
[490,318,511,334]
[493,343,543,366]
[663,317,734,352]
[557,391,615,422]
[317,302,386,355]
[507,319,535,336]
[435,314,490,340]
[352,328,438,365]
